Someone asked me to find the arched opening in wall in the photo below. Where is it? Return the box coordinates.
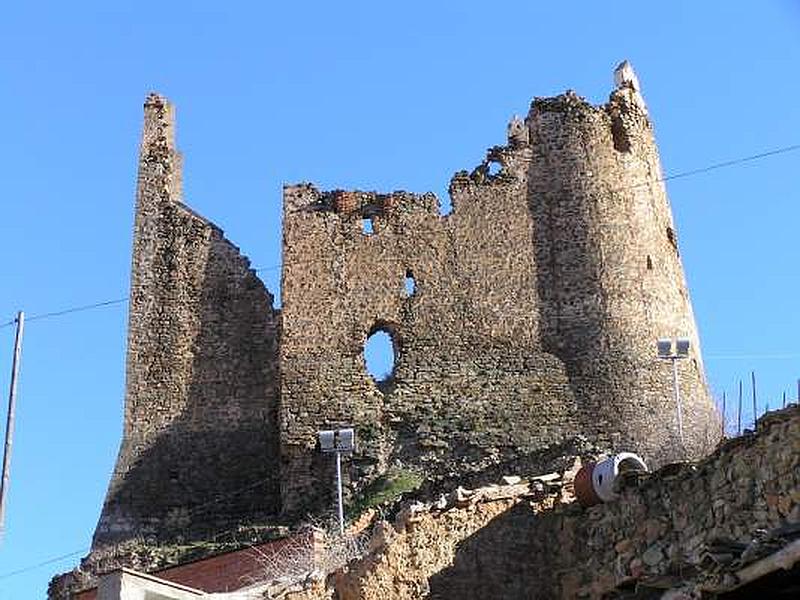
[364,327,396,392]
[487,160,502,176]
[404,269,416,297]
[361,218,374,235]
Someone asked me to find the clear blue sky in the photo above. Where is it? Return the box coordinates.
[1,1,799,596]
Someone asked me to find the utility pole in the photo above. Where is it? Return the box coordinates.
[1,311,25,536]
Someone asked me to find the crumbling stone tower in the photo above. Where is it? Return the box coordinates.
[92,63,718,547]
[278,62,717,512]
[93,95,281,548]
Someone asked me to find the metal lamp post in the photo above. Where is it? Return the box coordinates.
[318,427,355,534]
[657,337,690,451]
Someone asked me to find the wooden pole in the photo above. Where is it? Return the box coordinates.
[751,371,758,429]
[0,311,25,536]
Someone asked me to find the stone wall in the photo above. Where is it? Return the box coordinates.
[78,63,719,589]
[279,182,579,514]
[528,87,718,463]
[325,405,800,599]
[93,95,282,548]
[279,67,716,515]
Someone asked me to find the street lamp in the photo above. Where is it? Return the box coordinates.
[318,427,355,534]
[657,337,691,451]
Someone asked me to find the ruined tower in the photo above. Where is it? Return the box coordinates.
[278,62,717,512]
[93,94,282,548]
[90,63,717,550]
[527,63,714,464]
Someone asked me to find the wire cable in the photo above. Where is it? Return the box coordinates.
[661,143,800,184]
[256,142,800,274]
[0,548,88,580]
[25,298,129,324]
[0,474,276,581]
[0,299,129,331]
[3,141,798,324]
[2,141,798,582]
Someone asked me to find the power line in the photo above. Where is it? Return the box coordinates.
[257,142,800,274]
[25,298,129,324]
[0,548,87,580]
[0,473,275,581]
[1,142,797,582]
[660,143,800,184]
[0,298,129,332]
[2,192,797,582]
[2,141,797,327]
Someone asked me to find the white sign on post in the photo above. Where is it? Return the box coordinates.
[317,427,355,534]
[318,428,354,453]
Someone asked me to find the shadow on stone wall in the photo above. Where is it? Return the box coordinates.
[96,226,282,546]
[427,502,541,599]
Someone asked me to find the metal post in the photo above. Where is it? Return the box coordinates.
[318,427,353,536]
[737,380,743,436]
[335,451,344,535]
[721,391,727,438]
[1,311,25,535]
[672,357,684,450]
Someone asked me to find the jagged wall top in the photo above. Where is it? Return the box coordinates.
[88,61,717,553]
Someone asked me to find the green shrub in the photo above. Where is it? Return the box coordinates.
[348,468,423,518]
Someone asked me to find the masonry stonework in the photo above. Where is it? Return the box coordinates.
[316,406,800,599]
[279,66,717,513]
[93,94,282,548]
[88,62,717,564]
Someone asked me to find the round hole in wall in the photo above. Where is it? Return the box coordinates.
[364,327,396,390]
[487,161,502,176]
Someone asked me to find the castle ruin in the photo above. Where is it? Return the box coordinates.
[91,62,719,552]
